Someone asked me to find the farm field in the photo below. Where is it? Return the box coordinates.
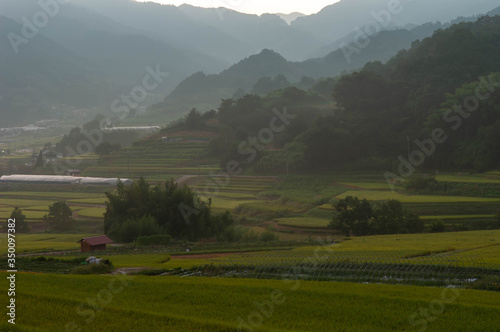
[337,181,397,189]
[77,207,106,219]
[0,233,97,252]
[82,138,222,180]
[275,217,330,228]
[336,190,500,203]
[436,174,500,184]
[0,191,108,232]
[300,229,500,263]
[1,272,499,331]
[420,215,496,220]
[6,230,499,267]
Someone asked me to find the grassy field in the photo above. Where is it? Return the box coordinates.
[436,174,500,184]
[0,190,108,232]
[420,215,496,220]
[338,182,397,190]
[1,272,499,331]
[336,190,500,203]
[77,207,106,219]
[275,217,330,228]
[0,233,96,252]
[294,230,500,263]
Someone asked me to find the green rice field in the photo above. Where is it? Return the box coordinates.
[275,217,330,228]
[336,190,500,203]
[1,272,499,331]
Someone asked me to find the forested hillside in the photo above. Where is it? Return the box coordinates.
[165,16,500,174]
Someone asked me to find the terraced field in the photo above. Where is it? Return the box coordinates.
[336,190,500,203]
[193,176,279,211]
[0,191,107,228]
[275,217,330,228]
[436,174,500,184]
[82,139,221,181]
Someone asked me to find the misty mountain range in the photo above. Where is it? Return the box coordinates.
[0,0,499,126]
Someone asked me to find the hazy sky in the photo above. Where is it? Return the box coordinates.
[135,0,341,15]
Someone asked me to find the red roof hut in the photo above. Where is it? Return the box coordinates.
[77,235,113,252]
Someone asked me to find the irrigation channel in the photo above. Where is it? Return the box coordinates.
[175,251,500,288]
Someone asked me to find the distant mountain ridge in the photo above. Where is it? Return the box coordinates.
[157,9,499,116]
[1,0,500,126]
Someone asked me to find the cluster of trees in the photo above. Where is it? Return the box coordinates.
[184,108,216,130]
[322,17,500,172]
[54,116,139,157]
[330,196,425,236]
[43,201,75,232]
[104,178,235,242]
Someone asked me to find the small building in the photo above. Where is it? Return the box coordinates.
[77,235,113,252]
[65,169,81,176]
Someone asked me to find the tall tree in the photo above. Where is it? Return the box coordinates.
[331,196,374,237]
[5,207,29,233]
[43,201,75,231]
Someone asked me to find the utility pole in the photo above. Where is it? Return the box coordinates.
[127,150,130,175]
[286,155,289,176]
[407,136,410,160]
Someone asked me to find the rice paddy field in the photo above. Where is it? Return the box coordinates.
[0,233,97,252]
[336,190,500,203]
[254,172,500,231]
[275,217,331,228]
[1,272,499,331]
[0,191,107,227]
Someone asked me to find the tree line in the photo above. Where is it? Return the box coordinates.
[104,178,235,242]
[330,196,425,236]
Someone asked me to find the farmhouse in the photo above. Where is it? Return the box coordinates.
[77,235,114,252]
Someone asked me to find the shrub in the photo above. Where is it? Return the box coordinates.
[404,175,439,191]
[260,230,278,242]
[429,219,445,233]
[159,255,171,263]
[136,234,172,246]
[69,261,113,275]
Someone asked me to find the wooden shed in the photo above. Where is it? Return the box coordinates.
[65,169,81,176]
[77,235,113,252]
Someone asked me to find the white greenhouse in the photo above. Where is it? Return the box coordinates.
[0,175,132,186]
